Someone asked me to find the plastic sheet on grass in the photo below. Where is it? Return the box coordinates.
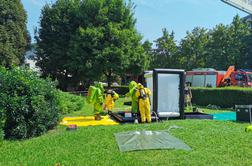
[114,130,191,152]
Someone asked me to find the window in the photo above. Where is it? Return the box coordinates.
[235,73,246,81]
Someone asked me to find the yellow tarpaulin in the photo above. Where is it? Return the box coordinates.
[60,115,119,127]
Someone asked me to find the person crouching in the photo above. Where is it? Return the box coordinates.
[104,89,119,114]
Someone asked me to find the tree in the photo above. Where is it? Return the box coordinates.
[36,0,148,89]
[0,0,29,67]
[142,40,153,69]
[206,15,251,70]
[36,0,80,90]
[142,40,153,56]
[151,28,177,69]
[206,24,232,69]
[228,15,251,69]
[244,34,252,68]
[178,27,209,70]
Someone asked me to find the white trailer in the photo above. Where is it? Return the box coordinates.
[144,69,185,119]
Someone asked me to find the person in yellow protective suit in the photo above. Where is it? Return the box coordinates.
[86,82,105,120]
[125,81,139,123]
[135,83,151,123]
[245,125,252,132]
[104,89,119,114]
[125,81,138,113]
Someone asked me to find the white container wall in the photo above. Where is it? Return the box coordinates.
[145,69,185,119]
[157,74,180,114]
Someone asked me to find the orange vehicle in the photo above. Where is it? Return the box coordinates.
[186,66,252,87]
[219,65,234,86]
[229,70,252,87]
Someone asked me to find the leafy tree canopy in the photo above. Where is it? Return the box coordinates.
[0,0,29,67]
[178,27,209,70]
[36,0,148,89]
[150,28,177,69]
[149,15,252,71]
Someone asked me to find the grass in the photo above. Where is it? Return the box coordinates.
[1,98,252,166]
[199,107,233,114]
[185,106,233,114]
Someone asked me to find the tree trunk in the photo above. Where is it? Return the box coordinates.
[107,70,112,88]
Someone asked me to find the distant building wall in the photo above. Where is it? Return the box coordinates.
[24,47,40,73]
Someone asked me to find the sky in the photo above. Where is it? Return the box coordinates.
[21,0,248,43]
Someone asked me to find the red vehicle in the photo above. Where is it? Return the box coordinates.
[186,68,224,87]
[229,70,252,87]
[186,66,252,87]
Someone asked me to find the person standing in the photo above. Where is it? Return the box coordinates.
[126,81,139,121]
[86,82,105,120]
[136,83,151,123]
[185,82,192,111]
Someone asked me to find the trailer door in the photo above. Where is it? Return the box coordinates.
[157,74,180,115]
[192,75,205,87]
[205,74,217,87]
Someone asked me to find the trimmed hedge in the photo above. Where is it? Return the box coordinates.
[57,91,84,114]
[0,67,59,139]
[0,113,3,144]
[0,129,3,144]
[0,108,3,143]
[191,87,252,108]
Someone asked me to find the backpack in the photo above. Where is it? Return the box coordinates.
[86,86,97,104]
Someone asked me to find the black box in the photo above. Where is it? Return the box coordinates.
[235,105,252,123]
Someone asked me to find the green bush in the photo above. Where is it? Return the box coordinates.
[0,129,3,144]
[0,110,3,144]
[0,67,59,139]
[191,87,252,108]
[57,91,84,114]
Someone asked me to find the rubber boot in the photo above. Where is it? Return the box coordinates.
[134,118,139,124]
[95,114,102,121]
[133,113,139,124]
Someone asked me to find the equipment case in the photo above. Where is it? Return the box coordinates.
[235,105,252,123]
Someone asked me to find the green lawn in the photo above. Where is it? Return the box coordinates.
[1,99,252,166]
[185,106,233,114]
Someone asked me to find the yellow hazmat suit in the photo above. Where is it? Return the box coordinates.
[245,125,252,132]
[87,82,105,120]
[136,84,151,123]
[104,90,119,112]
[125,81,138,113]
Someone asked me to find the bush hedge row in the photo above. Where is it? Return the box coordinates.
[56,91,84,114]
[191,87,252,108]
[0,67,59,139]
[0,115,3,143]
